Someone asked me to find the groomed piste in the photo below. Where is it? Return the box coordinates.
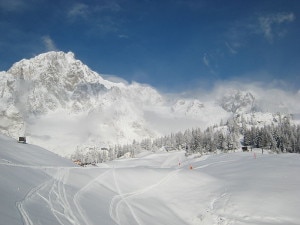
[1,134,299,225]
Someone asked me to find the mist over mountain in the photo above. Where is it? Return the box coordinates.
[0,51,299,156]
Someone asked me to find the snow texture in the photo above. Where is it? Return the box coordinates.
[1,134,300,225]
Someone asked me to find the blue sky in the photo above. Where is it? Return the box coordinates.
[1,0,299,92]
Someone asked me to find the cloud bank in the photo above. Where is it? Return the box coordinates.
[259,12,295,42]
[201,79,300,115]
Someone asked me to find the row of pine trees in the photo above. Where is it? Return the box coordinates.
[129,114,300,155]
[72,114,300,164]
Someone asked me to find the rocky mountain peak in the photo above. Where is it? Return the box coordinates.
[8,51,99,85]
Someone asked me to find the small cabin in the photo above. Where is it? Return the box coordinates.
[242,146,249,152]
[18,137,26,144]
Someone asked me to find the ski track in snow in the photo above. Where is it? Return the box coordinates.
[8,154,185,225]
[73,169,111,225]
[0,158,12,164]
[0,161,73,169]
[16,176,55,225]
[110,167,180,225]
[16,167,82,225]
[194,159,236,170]
[110,166,142,225]
[12,152,295,225]
[47,167,81,225]
[210,192,232,225]
[12,153,234,225]
[194,191,232,225]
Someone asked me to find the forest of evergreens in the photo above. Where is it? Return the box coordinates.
[72,114,300,164]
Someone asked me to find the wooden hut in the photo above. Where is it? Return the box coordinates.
[18,137,26,144]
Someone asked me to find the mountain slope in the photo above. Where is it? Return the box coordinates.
[0,51,299,156]
[0,134,76,225]
[1,134,300,225]
[0,52,166,155]
[0,51,230,156]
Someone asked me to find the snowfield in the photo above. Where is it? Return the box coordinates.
[1,134,300,225]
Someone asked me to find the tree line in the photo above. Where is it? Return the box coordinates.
[71,113,300,164]
[125,114,300,155]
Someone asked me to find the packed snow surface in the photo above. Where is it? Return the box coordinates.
[1,134,300,225]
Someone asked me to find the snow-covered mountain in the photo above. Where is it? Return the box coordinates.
[0,52,165,155]
[0,51,298,156]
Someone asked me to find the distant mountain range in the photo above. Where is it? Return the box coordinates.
[0,51,298,156]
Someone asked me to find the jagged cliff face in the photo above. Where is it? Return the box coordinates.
[0,51,295,156]
[0,72,24,137]
[7,52,114,114]
[6,52,165,113]
[0,52,165,155]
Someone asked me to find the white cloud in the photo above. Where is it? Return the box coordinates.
[225,42,237,54]
[225,12,295,50]
[67,3,89,20]
[202,53,218,75]
[102,74,129,85]
[259,12,295,42]
[201,78,300,115]
[42,35,57,51]
[66,2,122,36]
[202,53,210,67]
[94,1,121,13]
[118,34,129,39]
[67,1,121,21]
[175,69,300,115]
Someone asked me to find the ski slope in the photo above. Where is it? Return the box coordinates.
[1,134,300,225]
